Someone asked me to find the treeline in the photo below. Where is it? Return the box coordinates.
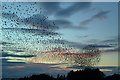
[19,68,120,80]
[4,68,120,80]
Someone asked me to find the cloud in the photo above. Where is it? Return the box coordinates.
[87,37,118,47]
[103,40,118,43]
[92,11,110,20]
[2,52,36,58]
[41,38,115,52]
[6,62,26,64]
[23,14,59,30]
[52,11,110,30]
[77,35,89,39]
[2,3,89,31]
[80,19,93,27]
[0,42,15,45]
[2,12,59,31]
[2,2,66,31]
[42,38,114,49]
[2,59,11,63]
[6,61,25,64]
[11,50,24,52]
[3,28,61,36]
[94,45,113,48]
[56,2,91,17]
[80,11,110,27]
[40,2,61,15]
[28,63,61,66]
[66,65,117,70]
[51,19,87,30]
[36,2,91,30]
[103,48,118,53]
[41,39,86,49]
[95,66,117,69]
[2,58,26,67]
[52,19,72,27]
[100,38,118,47]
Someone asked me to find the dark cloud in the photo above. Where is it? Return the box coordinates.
[80,11,110,27]
[94,66,117,69]
[51,19,87,30]
[103,48,118,53]
[41,39,86,49]
[6,62,26,64]
[100,38,118,47]
[92,11,110,20]
[2,4,88,31]
[2,52,36,58]
[23,14,59,30]
[52,19,78,29]
[2,58,10,63]
[2,12,59,31]
[66,66,84,69]
[77,35,89,38]
[51,11,110,30]
[50,67,60,68]
[86,38,118,50]
[3,28,61,36]
[80,19,92,27]
[103,40,117,43]
[42,38,114,49]
[67,66,117,69]
[40,2,61,15]
[28,63,61,66]
[0,42,14,45]
[52,19,72,27]
[101,38,118,43]
[2,58,26,67]
[94,45,113,48]
[56,2,91,17]
[11,50,24,52]
[2,58,28,66]
[1,2,92,31]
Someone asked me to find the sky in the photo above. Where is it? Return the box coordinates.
[1,2,119,78]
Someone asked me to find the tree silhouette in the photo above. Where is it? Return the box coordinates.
[104,74,120,80]
[19,74,55,80]
[67,68,105,80]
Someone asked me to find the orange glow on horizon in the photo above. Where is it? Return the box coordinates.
[16,66,24,68]
[99,69,112,71]
[48,68,81,71]
[8,66,24,69]
[8,66,16,69]
[49,68,113,72]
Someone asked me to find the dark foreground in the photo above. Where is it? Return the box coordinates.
[2,68,120,80]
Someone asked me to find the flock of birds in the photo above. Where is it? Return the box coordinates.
[2,2,62,52]
[2,2,100,67]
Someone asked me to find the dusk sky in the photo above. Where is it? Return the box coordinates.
[1,2,118,78]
